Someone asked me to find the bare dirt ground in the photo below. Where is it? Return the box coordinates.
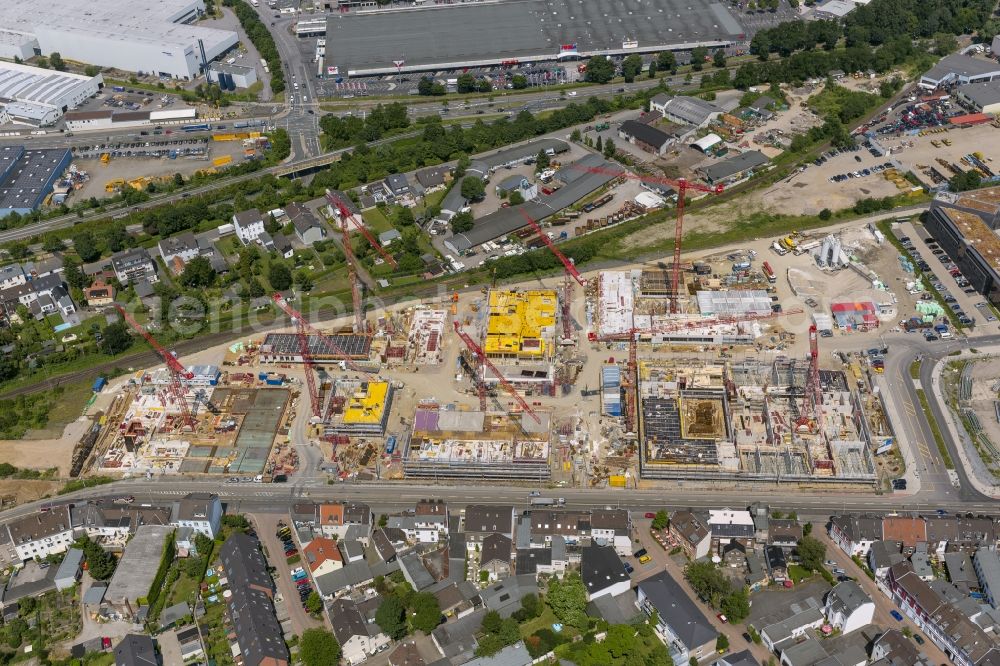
[0,479,62,506]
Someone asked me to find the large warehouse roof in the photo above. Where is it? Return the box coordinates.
[0,62,97,107]
[325,0,745,75]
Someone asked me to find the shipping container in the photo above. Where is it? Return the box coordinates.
[92,377,107,393]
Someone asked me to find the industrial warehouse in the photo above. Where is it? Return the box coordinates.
[0,0,238,80]
[322,0,746,76]
[0,145,72,218]
[0,61,103,126]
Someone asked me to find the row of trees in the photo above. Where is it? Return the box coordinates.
[223,0,286,94]
[318,102,410,148]
[684,561,752,623]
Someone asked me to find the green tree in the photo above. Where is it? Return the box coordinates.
[482,610,503,635]
[685,561,731,606]
[84,64,101,76]
[603,138,616,158]
[49,52,66,71]
[796,535,826,572]
[819,208,832,220]
[713,49,727,68]
[300,628,341,666]
[451,211,474,234]
[305,591,323,615]
[72,231,100,262]
[221,514,250,530]
[584,56,615,84]
[511,74,528,89]
[691,46,709,71]
[180,256,216,288]
[933,32,958,55]
[651,510,669,530]
[657,51,677,73]
[520,592,542,619]
[509,191,525,205]
[410,592,442,633]
[720,587,751,623]
[547,573,588,630]
[268,262,293,291]
[950,169,982,192]
[454,153,470,178]
[648,60,658,78]
[717,633,729,652]
[395,206,415,227]
[622,54,643,82]
[456,73,476,93]
[375,595,407,640]
[461,176,486,201]
[100,322,132,356]
[536,149,551,171]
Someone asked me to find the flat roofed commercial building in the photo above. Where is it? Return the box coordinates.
[0,147,72,219]
[925,187,1000,306]
[0,0,238,80]
[0,61,103,126]
[955,81,1000,114]
[920,54,1000,88]
[323,0,744,76]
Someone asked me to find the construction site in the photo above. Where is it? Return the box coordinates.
[72,168,908,490]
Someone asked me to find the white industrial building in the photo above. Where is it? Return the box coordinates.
[0,0,238,80]
[0,61,103,126]
[207,63,258,89]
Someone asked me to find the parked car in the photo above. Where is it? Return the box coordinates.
[717,613,728,623]
[891,610,904,622]
[914,634,925,645]
[644,512,656,519]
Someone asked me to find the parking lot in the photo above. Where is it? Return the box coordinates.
[895,220,992,331]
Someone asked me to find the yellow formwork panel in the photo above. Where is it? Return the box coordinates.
[485,289,556,358]
[343,381,389,424]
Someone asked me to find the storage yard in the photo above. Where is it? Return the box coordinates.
[74,210,923,492]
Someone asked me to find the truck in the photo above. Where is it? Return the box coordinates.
[529,497,566,506]
[903,317,932,332]
[112,85,126,92]
[732,260,752,272]
[693,262,712,275]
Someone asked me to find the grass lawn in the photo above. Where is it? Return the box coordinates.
[166,565,202,608]
[788,564,812,583]
[519,607,560,639]
[362,207,393,234]
[23,378,97,440]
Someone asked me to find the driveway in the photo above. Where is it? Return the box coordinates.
[814,526,952,664]
[631,518,773,664]
[249,512,325,636]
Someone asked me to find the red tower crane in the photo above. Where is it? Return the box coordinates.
[518,210,584,343]
[272,294,376,421]
[453,321,541,423]
[114,304,196,427]
[270,294,321,419]
[574,165,724,314]
[593,308,804,433]
[807,323,823,426]
[325,190,398,268]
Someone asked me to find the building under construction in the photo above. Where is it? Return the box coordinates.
[484,289,557,360]
[402,406,551,480]
[324,380,396,437]
[638,358,877,486]
[258,333,373,363]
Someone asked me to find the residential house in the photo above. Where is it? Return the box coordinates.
[114,634,157,666]
[0,264,26,291]
[313,560,379,600]
[746,96,777,120]
[887,561,1000,666]
[220,533,288,666]
[319,502,372,540]
[271,232,294,259]
[869,629,933,666]
[54,547,84,591]
[768,519,803,553]
[882,516,927,554]
[290,502,318,527]
[388,641,425,666]
[668,510,711,560]
[911,551,934,581]
[176,626,204,662]
[379,229,401,246]
[158,231,201,269]
[84,280,115,307]
[824,581,874,634]
[759,606,825,652]
[924,516,959,558]
[173,492,222,538]
[829,515,883,557]
[580,545,630,601]
[464,505,515,544]
[617,120,675,155]
[329,597,390,666]
[590,508,632,556]
[529,509,591,548]
[7,507,74,561]
[868,540,905,581]
[387,500,449,544]
[974,547,1000,609]
[0,273,76,321]
[434,582,477,620]
[708,508,755,555]
[748,503,769,545]
[945,552,978,594]
[636,570,717,665]
[233,208,266,245]
[954,517,995,552]
[303,537,344,577]
[480,574,538,618]
[340,539,366,564]
[765,545,788,582]
[431,608,485,663]
[285,202,327,246]
[370,529,398,564]
[480,533,513,581]
[415,166,451,193]
[384,173,411,198]
[70,504,171,542]
[111,248,158,285]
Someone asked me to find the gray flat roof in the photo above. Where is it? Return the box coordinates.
[701,150,769,182]
[448,153,621,251]
[957,81,1000,108]
[105,526,174,606]
[325,0,744,75]
[923,54,1000,83]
